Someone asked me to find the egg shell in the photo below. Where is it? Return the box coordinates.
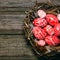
[37,10,46,18]
[32,27,47,40]
[46,14,58,26]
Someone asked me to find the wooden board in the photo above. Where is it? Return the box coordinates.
[0,0,60,8]
[0,0,48,7]
[0,35,35,56]
[0,14,25,34]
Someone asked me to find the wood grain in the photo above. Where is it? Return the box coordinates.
[0,14,25,34]
[0,35,35,56]
[0,7,30,12]
[0,0,48,7]
[0,56,38,60]
[0,7,30,34]
[0,0,60,8]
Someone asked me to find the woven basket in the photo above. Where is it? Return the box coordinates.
[24,1,60,57]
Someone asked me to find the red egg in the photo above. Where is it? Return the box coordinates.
[37,40,46,46]
[45,36,60,46]
[32,27,47,40]
[54,23,60,36]
[44,25,54,35]
[33,18,47,27]
[46,14,58,26]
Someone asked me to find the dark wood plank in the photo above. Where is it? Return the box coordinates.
[0,7,30,12]
[0,0,48,7]
[0,14,25,34]
[0,56,38,60]
[0,35,35,56]
[0,0,60,8]
[0,15,25,30]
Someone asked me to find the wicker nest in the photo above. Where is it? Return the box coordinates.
[24,2,60,57]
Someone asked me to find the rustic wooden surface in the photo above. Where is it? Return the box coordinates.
[0,0,60,60]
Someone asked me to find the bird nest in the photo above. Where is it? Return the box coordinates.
[24,2,60,57]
